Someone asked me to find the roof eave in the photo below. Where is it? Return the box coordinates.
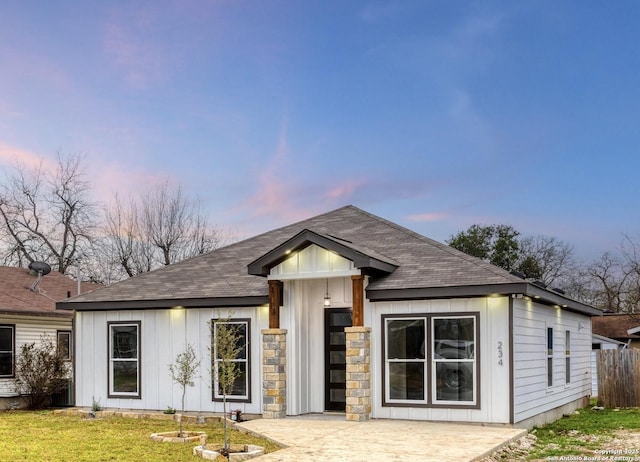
[367,282,602,317]
[0,309,73,318]
[56,295,269,312]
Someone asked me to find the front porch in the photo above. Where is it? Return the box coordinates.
[249,234,389,421]
[260,275,372,421]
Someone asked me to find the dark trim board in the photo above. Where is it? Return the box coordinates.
[367,283,601,317]
[57,296,269,311]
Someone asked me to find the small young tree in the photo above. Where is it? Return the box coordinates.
[211,316,243,454]
[14,334,70,410]
[168,344,201,437]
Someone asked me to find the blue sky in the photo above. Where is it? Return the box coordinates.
[1,1,638,261]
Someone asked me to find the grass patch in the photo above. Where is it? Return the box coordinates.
[527,406,640,459]
[0,410,280,461]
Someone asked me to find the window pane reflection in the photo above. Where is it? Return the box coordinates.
[387,319,425,359]
[389,362,424,400]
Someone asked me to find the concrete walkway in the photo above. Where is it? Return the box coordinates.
[237,415,527,462]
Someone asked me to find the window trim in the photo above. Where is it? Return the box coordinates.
[431,315,478,407]
[547,326,554,388]
[107,321,141,399]
[565,330,571,385]
[383,315,427,405]
[381,312,480,409]
[0,324,15,378]
[57,330,72,362]
[211,318,251,403]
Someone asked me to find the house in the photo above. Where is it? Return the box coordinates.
[592,313,640,348]
[57,205,600,428]
[0,264,97,409]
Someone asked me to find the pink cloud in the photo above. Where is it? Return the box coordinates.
[87,161,175,204]
[0,144,52,170]
[0,144,178,209]
[406,212,450,222]
[240,122,313,222]
[325,178,367,201]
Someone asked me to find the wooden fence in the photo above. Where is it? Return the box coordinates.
[597,349,640,407]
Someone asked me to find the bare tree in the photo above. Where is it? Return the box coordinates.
[140,181,218,266]
[0,152,97,274]
[568,235,640,313]
[98,194,154,280]
[94,179,221,281]
[517,235,577,288]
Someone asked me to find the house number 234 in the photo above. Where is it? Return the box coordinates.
[497,341,504,366]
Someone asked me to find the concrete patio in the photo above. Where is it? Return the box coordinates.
[236,414,527,462]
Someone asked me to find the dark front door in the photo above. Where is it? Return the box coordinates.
[324,308,352,411]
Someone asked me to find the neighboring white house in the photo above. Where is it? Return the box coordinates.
[0,265,97,409]
[57,206,601,428]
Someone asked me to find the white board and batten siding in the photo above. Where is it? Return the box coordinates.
[512,298,592,424]
[268,244,359,280]
[75,306,268,414]
[0,314,72,397]
[369,296,511,424]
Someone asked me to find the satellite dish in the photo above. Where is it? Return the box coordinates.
[29,261,51,276]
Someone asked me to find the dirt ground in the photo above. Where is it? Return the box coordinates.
[481,430,640,461]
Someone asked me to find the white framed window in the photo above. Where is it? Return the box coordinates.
[384,317,426,403]
[547,327,554,387]
[432,316,476,404]
[212,319,250,402]
[382,313,478,407]
[565,330,571,384]
[0,325,15,378]
[108,321,141,398]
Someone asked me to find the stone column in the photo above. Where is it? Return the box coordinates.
[262,328,287,419]
[345,326,371,421]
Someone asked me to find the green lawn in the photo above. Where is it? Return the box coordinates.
[0,410,280,461]
[526,406,640,459]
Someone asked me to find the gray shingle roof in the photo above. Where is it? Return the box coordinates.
[59,205,526,309]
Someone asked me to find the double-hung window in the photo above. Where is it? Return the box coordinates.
[212,319,250,402]
[383,314,478,407]
[0,325,15,378]
[385,317,426,401]
[108,321,141,398]
[432,316,476,403]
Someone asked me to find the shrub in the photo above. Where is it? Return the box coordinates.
[14,334,70,410]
